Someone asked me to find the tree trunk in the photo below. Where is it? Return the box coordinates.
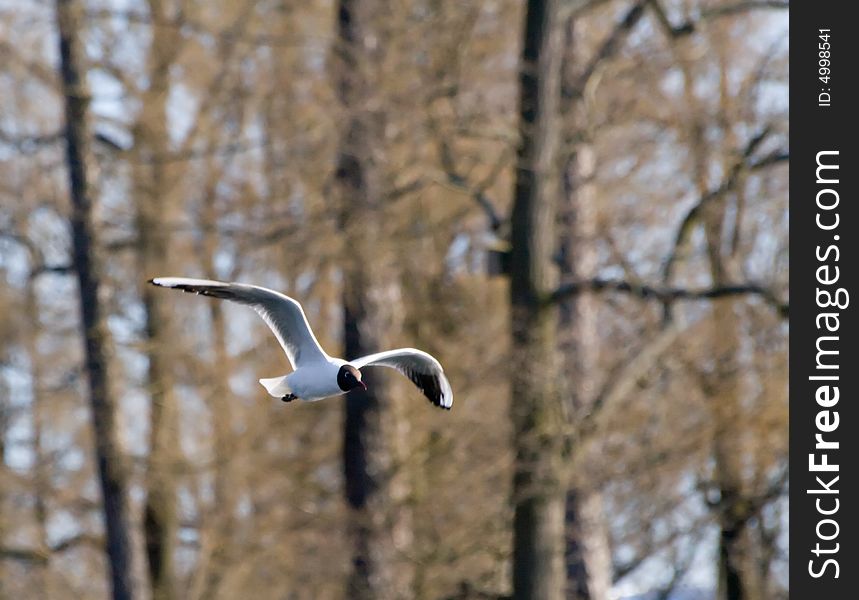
[698,49,754,600]
[559,144,612,600]
[557,17,613,589]
[706,281,749,600]
[55,1,136,598]
[333,1,400,598]
[198,177,238,599]
[341,288,396,600]
[509,1,565,598]
[139,230,179,600]
[135,3,181,598]
[706,212,751,600]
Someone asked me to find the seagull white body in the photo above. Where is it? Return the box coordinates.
[259,358,346,402]
[150,277,453,409]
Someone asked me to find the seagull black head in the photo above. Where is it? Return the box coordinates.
[337,364,367,392]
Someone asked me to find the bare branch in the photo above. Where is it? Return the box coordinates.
[437,138,505,232]
[649,0,789,38]
[660,127,780,286]
[0,40,60,90]
[701,1,790,20]
[578,323,682,442]
[0,533,103,565]
[698,465,787,521]
[0,547,47,565]
[385,176,428,201]
[0,128,61,153]
[565,0,648,101]
[50,533,104,554]
[750,150,789,170]
[648,0,696,38]
[550,277,788,318]
[31,264,74,278]
[613,519,703,583]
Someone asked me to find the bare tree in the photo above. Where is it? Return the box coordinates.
[134,2,183,598]
[557,12,618,600]
[509,0,567,598]
[55,0,136,598]
[332,0,402,597]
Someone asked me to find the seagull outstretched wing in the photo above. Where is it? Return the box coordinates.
[351,348,453,409]
[150,277,328,369]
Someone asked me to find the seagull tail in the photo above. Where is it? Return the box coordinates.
[259,375,291,398]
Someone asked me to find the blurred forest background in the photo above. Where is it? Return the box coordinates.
[0,0,788,599]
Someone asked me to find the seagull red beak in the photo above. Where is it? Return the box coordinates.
[359,381,367,391]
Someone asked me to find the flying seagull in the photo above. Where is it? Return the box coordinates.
[149,277,453,410]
